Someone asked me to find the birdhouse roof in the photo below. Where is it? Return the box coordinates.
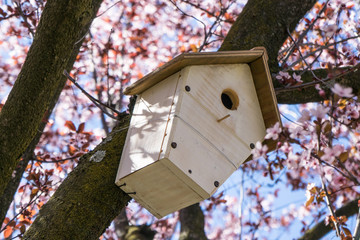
[124,48,280,129]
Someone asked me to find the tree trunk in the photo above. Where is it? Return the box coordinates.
[23,116,131,239]
[179,203,207,240]
[0,0,103,197]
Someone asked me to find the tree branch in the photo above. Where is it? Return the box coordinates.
[298,199,359,240]
[275,67,360,104]
[179,203,207,240]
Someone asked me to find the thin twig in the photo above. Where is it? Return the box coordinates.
[168,0,207,52]
[96,0,122,18]
[15,2,35,37]
[280,0,329,66]
[336,157,360,185]
[238,170,244,240]
[286,27,321,82]
[0,194,41,233]
[89,31,110,135]
[33,155,81,163]
[182,0,234,23]
[353,203,360,240]
[63,70,121,120]
[319,169,341,237]
[311,153,355,183]
[285,35,360,70]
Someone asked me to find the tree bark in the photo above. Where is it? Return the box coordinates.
[23,116,132,239]
[179,203,207,240]
[0,0,103,197]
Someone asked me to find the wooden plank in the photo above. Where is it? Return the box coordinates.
[116,160,203,218]
[116,71,180,180]
[250,56,281,129]
[163,117,237,197]
[124,50,264,95]
[174,64,266,167]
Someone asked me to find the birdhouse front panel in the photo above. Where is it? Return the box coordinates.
[116,49,281,219]
[166,64,266,168]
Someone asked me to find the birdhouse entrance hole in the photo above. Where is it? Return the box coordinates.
[221,89,239,110]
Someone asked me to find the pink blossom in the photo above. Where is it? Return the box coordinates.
[320,145,344,163]
[265,122,281,140]
[298,109,311,122]
[276,71,302,86]
[23,4,37,14]
[289,126,307,140]
[315,84,326,98]
[276,71,290,80]
[280,142,292,153]
[331,83,354,98]
[251,141,268,159]
[286,152,300,169]
[325,215,331,226]
[310,105,329,119]
[321,23,337,37]
[292,73,303,83]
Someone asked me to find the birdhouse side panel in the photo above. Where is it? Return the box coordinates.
[118,160,203,218]
[250,57,280,128]
[163,117,237,197]
[116,71,181,180]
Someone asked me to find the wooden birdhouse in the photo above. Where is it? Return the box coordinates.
[115,48,280,218]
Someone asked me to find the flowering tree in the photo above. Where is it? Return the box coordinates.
[1,0,360,239]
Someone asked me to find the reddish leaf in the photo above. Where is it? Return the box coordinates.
[68,145,77,156]
[65,121,76,131]
[81,142,90,150]
[305,195,314,207]
[18,185,25,193]
[20,224,26,234]
[343,227,352,236]
[77,122,85,133]
[190,44,198,52]
[3,217,10,224]
[4,226,13,238]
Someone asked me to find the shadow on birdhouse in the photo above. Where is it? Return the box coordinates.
[115,48,281,218]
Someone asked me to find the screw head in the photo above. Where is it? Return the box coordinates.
[214,181,219,187]
[171,142,177,148]
[185,85,191,92]
[250,143,255,149]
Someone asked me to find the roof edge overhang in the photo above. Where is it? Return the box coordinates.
[125,48,281,133]
[124,49,264,95]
